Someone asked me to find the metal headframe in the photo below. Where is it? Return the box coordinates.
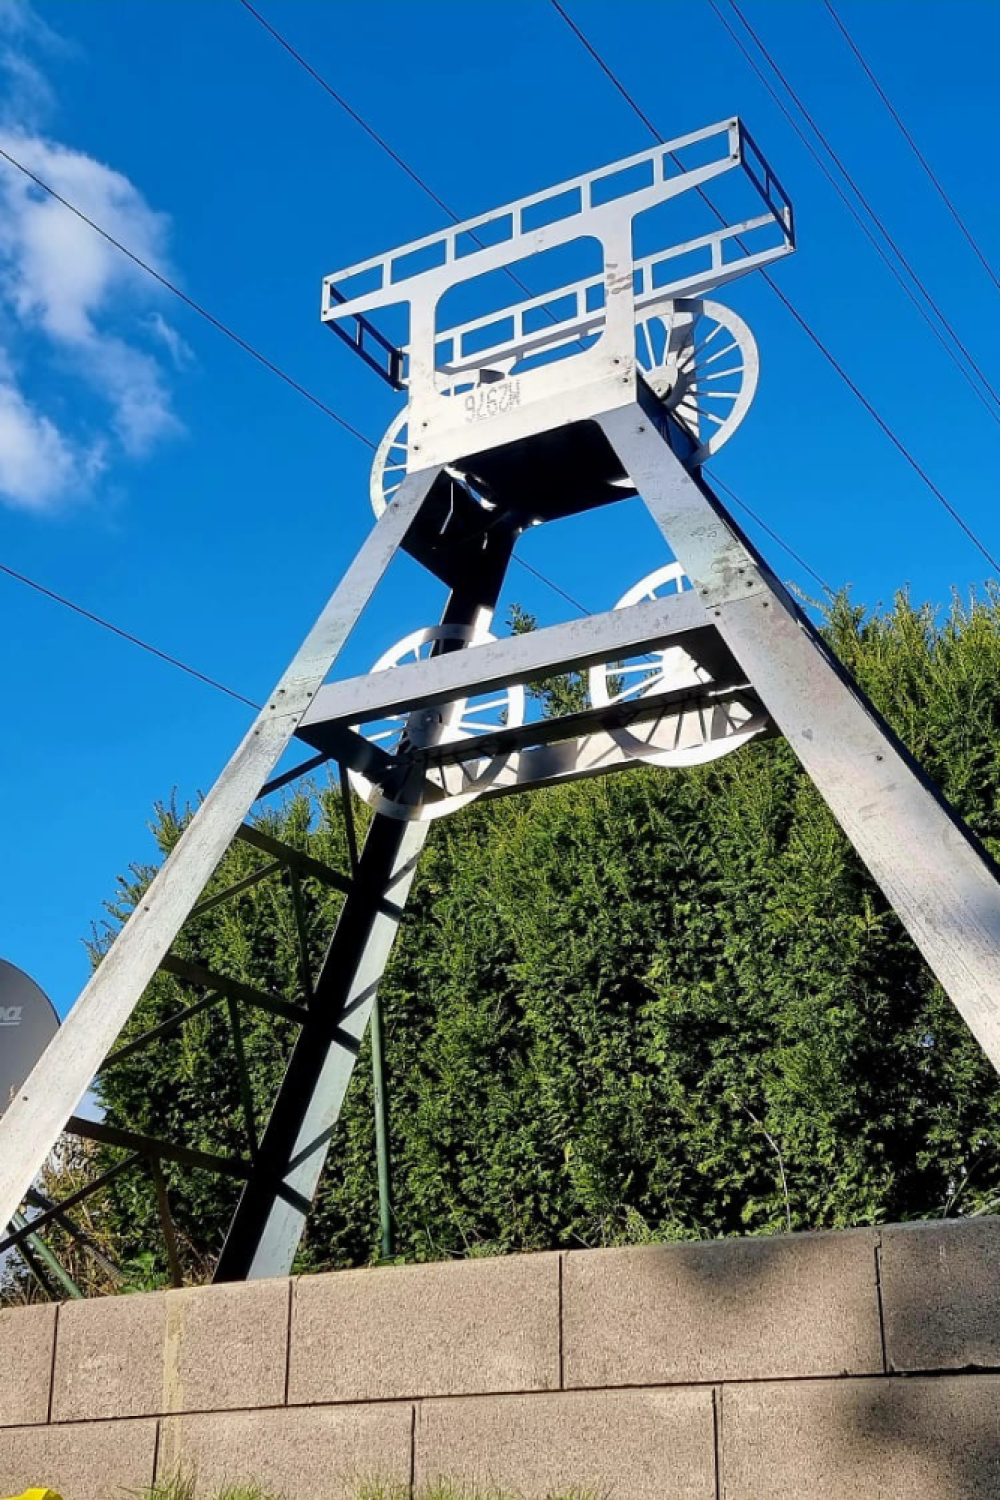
[5,119,1000,1297]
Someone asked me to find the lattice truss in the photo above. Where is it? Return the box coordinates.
[5,117,1000,1294]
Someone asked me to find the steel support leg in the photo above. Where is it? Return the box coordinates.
[0,468,441,1242]
[601,406,1000,1069]
[214,533,516,1280]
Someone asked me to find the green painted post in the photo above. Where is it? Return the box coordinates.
[370,992,393,1260]
[11,1210,82,1299]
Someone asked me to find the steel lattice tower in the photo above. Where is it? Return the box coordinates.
[5,119,1000,1283]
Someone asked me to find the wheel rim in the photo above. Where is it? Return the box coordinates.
[350,624,526,821]
[369,410,409,518]
[635,298,758,465]
[588,563,765,767]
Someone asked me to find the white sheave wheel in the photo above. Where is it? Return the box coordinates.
[350,623,526,821]
[635,298,758,465]
[369,409,410,519]
[588,563,763,767]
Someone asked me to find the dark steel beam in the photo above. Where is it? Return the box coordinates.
[65,1116,250,1179]
[158,955,309,1025]
[214,529,517,1280]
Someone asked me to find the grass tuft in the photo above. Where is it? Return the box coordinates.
[139,1473,601,1500]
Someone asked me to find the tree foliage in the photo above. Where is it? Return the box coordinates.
[8,587,1000,1298]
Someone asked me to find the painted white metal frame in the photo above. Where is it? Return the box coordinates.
[322,117,793,466]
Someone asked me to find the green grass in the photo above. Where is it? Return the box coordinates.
[140,1473,601,1500]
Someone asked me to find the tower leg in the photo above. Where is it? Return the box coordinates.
[601,407,1000,1069]
[214,530,516,1279]
[0,469,441,1243]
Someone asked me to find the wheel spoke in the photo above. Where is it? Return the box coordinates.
[699,339,740,367]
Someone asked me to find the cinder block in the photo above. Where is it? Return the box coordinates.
[563,1230,883,1387]
[158,1404,413,1500]
[415,1387,717,1500]
[51,1290,166,1421]
[720,1375,1000,1498]
[289,1253,559,1404]
[0,1418,156,1500]
[159,1279,290,1413]
[52,1278,290,1420]
[0,1304,57,1427]
[880,1218,1000,1372]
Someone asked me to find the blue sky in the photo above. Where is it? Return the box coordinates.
[2,0,1000,1016]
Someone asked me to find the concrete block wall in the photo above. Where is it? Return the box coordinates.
[3,1219,1000,1498]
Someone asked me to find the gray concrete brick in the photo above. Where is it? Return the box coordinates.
[160,1279,289,1413]
[720,1375,1000,1498]
[416,1387,717,1500]
[52,1290,167,1421]
[0,1418,157,1500]
[289,1252,559,1404]
[52,1278,290,1420]
[881,1217,1000,1372]
[0,1304,56,1427]
[563,1229,882,1387]
[158,1405,413,1500]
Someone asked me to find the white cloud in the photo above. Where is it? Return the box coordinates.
[147,310,194,370]
[0,374,103,512]
[0,8,186,512]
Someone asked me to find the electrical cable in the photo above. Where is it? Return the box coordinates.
[705,473,833,594]
[236,0,576,339]
[704,0,1000,432]
[238,0,832,601]
[0,560,261,709]
[720,0,1000,416]
[550,0,1000,577]
[823,0,1000,301]
[0,145,375,450]
[0,150,590,684]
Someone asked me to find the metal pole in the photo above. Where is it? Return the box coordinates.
[11,1209,82,1299]
[370,990,393,1259]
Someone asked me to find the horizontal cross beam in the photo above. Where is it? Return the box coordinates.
[475,696,771,800]
[408,683,757,770]
[300,592,735,732]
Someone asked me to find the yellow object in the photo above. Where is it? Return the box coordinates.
[2,1490,63,1500]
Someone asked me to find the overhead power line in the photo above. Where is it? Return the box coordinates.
[549,0,1000,577]
[0,4,839,700]
[239,0,834,596]
[705,474,833,594]
[705,0,1000,432]
[0,560,260,709]
[0,143,592,686]
[236,0,573,337]
[237,0,456,222]
[823,0,1000,301]
[0,146,374,450]
[720,0,1000,418]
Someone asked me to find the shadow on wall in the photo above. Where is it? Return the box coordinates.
[592,1218,1000,1498]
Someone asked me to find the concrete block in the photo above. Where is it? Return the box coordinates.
[160,1279,290,1413]
[880,1218,1000,1372]
[720,1375,1000,1498]
[52,1278,290,1420]
[0,1419,156,1500]
[51,1291,166,1421]
[289,1252,559,1404]
[158,1404,413,1500]
[0,1305,56,1427]
[415,1387,717,1500]
[563,1229,882,1387]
